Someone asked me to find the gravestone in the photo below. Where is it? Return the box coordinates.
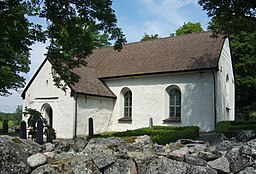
[47,127,53,143]
[36,119,44,145]
[149,117,153,128]
[19,121,27,139]
[89,117,94,137]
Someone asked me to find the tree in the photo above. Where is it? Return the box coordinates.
[0,0,126,95]
[198,0,256,118]
[140,33,159,41]
[175,22,204,36]
[198,0,256,35]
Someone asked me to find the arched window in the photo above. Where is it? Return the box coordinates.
[169,89,181,118]
[124,91,132,117]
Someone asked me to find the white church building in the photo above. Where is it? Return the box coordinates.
[22,32,235,139]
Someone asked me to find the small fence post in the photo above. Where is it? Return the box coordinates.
[19,121,27,139]
[36,119,44,145]
[88,117,94,137]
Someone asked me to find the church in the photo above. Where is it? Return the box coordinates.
[21,32,235,139]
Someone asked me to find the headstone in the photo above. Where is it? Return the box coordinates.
[149,117,153,128]
[89,117,94,137]
[2,120,8,134]
[19,121,27,139]
[36,119,44,145]
[47,127,53,143]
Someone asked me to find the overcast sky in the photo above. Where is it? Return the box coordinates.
[0,0,209,113]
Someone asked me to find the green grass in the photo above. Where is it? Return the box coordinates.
[92,126,199,145]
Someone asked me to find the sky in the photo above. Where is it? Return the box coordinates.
[0,0,210,113]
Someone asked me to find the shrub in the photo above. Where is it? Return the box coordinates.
[216,120,256,138]
[111,126,199,145]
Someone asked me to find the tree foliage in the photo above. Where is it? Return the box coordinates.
[140,33,159,41]
[175,22,204,36]
[199,0,256,118]
[0,0,126,95]
[198,0,256,35]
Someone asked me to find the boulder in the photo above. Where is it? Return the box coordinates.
[207,155,230,173]
[236,130,255,142]
[225,146,254,173]
[42,142,54,152]
[104,158,137,174]
[31,155,101,174]
[0,136,34,174]
[184,154,207,166]
[74,136,88,150]
[27,153,47,168]
[238,167,256,174]
[197,151,218,161]
[168,147,189,161]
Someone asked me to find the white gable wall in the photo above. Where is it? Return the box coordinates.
[104,71,215,132]
[216,38,235,122]
[22,60,75,139]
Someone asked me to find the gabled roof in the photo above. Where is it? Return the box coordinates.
[22,32,226,99]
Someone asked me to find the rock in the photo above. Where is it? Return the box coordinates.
[236,130,255,142]
[176,139,206,145]
[74,136,88,150]
[238,167,256,174]
[187,144,207,153]
[85,137,127,150]
[207,155,230,173]
[43,151,55,161]
[104,158,137,174]
[138,156,217,174]
[197,151,218,161]
[242,139,256,158]
[225,146,254,173]
[42,142,54,152]
[88,148,116,169]
[27,153,47,168]
[54,139,76,153]
[184,154,207,166]
[168,147,188,161]
[132,135,153,146]
[0,136,32,174]
[31,155,101,174]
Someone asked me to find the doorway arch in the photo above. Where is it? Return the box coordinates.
[41,103,53,128]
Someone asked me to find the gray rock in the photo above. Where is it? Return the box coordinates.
[54,139,74,153]
[104,158,137,174]
[236,130,255,142]
[184,154,207,166]
[31,155,101,174]
[87,148,116,169]
[176,139,206,145]
[238,167,256,174]
[85,137,127,150]
[197,151,217,161]
[74,136,88,150]
[0,136,33,174]
[242,139,256,158]
[138,156,217,174]
[207,155,230,173]
[225,146,254,173]
[187,144,208,153]
[43,142,54,152]
[27,153,47,168]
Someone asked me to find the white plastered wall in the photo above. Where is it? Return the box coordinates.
[22,60,75,139]
[216,38,235,122]
[104,72,215,132]
[76,95,114,136]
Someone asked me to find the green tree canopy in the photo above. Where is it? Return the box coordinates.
[0,0,126,95]
[199,0,256,118]
[198,0,256,35]
[140,33,159,41]
[175,22,204,36]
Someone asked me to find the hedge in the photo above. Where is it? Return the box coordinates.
[111,126,199,145]
[216,120,256,138]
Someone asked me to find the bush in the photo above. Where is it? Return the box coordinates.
[111,126,199,145]
[216,121,256,138]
